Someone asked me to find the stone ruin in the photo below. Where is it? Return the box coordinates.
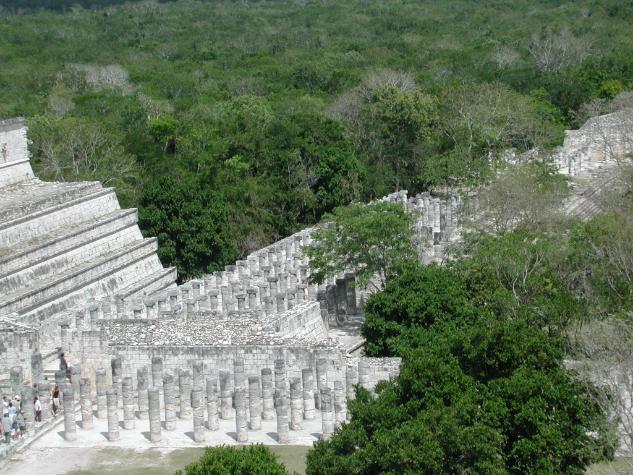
[1,108,632,460]
[0,117,406,456]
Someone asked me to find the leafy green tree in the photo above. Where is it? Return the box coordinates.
[303,202,417,289]
[307,319,614,475]
[466,160,570,233]
[175,445,292,475]
[138,175,238,281]
[568,214,633,315]
[363,264,482,356]
[453,231,582,333]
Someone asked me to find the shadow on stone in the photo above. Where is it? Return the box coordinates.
[99,431,110,440]
[141,431,152,442]
[118,421,126,429]
[185,431,196,442]
[266,431,280,442]
[311,432,322,439]
[56,431,65,439]
[227,431,239,441]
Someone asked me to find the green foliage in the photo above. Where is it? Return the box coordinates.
[568,214,633,315]
[363,264,482,356]
[175,445,292,475]
[303,202,417,288]
[307,318,614,475]
[455,231,583,333]
[138,175,238,281]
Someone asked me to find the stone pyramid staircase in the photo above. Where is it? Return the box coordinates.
[0,118,176,326]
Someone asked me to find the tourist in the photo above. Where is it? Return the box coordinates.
[51,385,60,416]
[2,413,10,444]
[15,411,25,439]
[2,396,8,417]
[34,397,41,422]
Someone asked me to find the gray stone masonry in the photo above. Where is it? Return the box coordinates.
[248,376,262,430]
[148,387,161,443]
[62,383,76,441]
[122,376,135,429]
[151,357,163,391]
[261,368,274,420]
[163,373,177,431]
[178,370,192,420]
[79,377,93,430]
[302,368,315,420]
[320,387,334,440]
[37,380,51,422]
[334,380,347,427]
[111,357,122,408]
[206,377,219,431]
[106,388,119,441]
[234,387,248,443]
[95,368,107,419]
[219,370,232,420]
[289,377,303,431]
[275,389,289,443]
[191,387,205,443]
[137,367,149,420]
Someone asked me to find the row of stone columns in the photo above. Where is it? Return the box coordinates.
[55,355,374,444]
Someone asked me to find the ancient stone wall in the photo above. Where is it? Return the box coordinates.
[0,118,32,188]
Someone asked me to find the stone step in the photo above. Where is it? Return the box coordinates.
[116,267,177,303]
[0,185,120,248]
[0,209,140,293]
[0,180,102,224]
[0,238,161,318]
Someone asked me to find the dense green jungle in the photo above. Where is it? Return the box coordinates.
[1,0,632,279]
[3,2,633,473]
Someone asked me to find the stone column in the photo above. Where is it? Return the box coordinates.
[206,377,219,431]
[247,288,258,309]
[358,359,370,390]
[31,352,43,385]
[344,273,357,314]
[275,390,289,443]
[276,293,286,312]
[233,358,245,392]
[320,388,334,440]
[345,364,358,402]
[10,366,23,399]
[122,377,135,429]
[334,380,347,427]
[301,369,315,420]
[208,290,219,311]
[96,368,107,419]
[261,368,274,420]
[148,387,161,443]
[70,364,81,396]
[289,377,303,431]
[20,385,34,434]
[106,388,119,441]
[137,367,149,420]
[234,387,248,442]
[248,376,261,430]
[191,387,205,443]
[316,359,328,409]
[37,380,52,422]
[274,359,286,395]
[192,361,205,390]
[151,356,163,390]
[219,370,232,420]
[55,369,66,391]
[79,377,93,430]
[335,277,347,317]
[111,356,122,408]
[163,373,177,431]
[179,370,192,419]
[62,384,76,441]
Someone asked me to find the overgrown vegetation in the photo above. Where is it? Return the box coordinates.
[2,0,632,278]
